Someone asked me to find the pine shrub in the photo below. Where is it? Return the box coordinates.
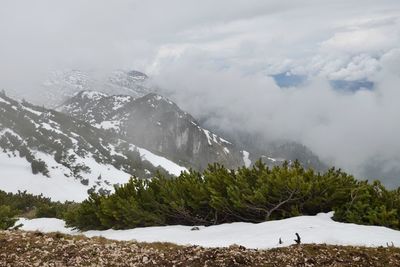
[64,160,400,230]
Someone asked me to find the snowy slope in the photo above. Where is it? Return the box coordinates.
[0,149,134,202]
[0,147,185,202]
[17,212,400,249]
[0,153,87,201]
[0,93,186,201]
[133,145,186,176]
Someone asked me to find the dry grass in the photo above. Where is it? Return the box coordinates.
[1,230,400,266]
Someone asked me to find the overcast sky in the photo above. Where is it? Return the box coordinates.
[1,0,400,182]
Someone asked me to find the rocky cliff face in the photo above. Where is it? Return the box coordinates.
[60,91,246,170]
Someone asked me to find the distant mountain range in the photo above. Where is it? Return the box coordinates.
[10,69,150,108]
[0,69,338,201]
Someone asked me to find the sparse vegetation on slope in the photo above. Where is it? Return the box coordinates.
[0,92,174,190]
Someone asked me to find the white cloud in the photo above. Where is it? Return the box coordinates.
[325,54,380,80]
[150,46,400,185]
[1,0,400,184]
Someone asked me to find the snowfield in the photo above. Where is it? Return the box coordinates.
[0,152,90,202]
[0,151,132,202]
[0,143,186,202]
[16,212,400,249]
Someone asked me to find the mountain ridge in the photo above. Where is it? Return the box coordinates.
[60,90,248,170]
[0,92,186,201]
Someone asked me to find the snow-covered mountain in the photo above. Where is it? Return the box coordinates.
[1,67,331,202]
[59,91,247,170]
[6,68,326,171]
[0,92,186,201]
[15,69,150,108]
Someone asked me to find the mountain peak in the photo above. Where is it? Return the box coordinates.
[19,69,151,109]
[140,93,175,105]
[126,70,148,80]
[74,90,108,101]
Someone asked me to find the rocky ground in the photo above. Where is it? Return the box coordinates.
[0,230,400,266]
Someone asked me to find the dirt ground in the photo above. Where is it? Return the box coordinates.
[1,230,399,266]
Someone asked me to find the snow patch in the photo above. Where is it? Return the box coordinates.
[112,95,132,110]
[22,106,43,116]
[40,122,64,135]
[130,145,187,176]
[242,151,251,167]
[95,120,121,131]
[79,91,107,100]
[203,129,213,146]
[219,137,232,145]
[16,212,400,249]
[0,97,11,105]
[0,128,22,139]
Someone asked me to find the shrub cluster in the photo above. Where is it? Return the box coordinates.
[0,205,18,230]
[65,160,400,231]
[0,190,76,229]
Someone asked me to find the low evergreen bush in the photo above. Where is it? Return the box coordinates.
[0,190,75,220]
[0,205,18,230]
[65,160,400,231]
